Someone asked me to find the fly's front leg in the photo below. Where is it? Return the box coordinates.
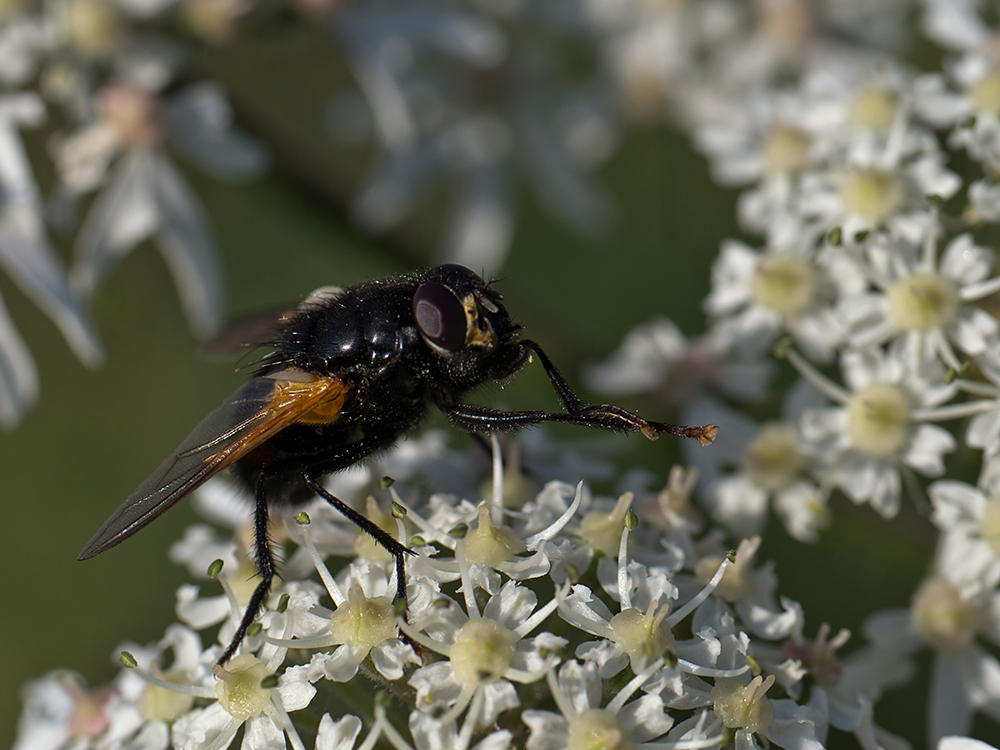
[445,404,551,433]
[506,340,718,445]
[444,401,717,445]
[523,340,584,413]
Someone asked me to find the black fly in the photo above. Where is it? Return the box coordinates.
[79,264,717,665]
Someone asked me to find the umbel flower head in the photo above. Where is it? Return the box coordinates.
[13,433,864,750]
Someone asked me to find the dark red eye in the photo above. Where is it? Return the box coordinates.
[413,282,467,351]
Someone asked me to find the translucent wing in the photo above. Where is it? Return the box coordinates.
[78,369,353,560]
[198,287,344,360]
[196,304,290,360]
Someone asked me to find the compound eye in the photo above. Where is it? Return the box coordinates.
[414,282,467,351]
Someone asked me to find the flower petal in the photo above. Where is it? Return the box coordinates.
[153,152,224,336]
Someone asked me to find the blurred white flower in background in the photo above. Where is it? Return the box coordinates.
[325,0,617,269]
[0,92,102,426]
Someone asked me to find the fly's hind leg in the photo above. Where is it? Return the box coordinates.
[218,474,277,666]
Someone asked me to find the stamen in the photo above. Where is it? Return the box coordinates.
[216,570,243,625]
[491,435,504,526]
[264,614,295,672]
[265,634,336,650]
[263,701,307,750]
[606,658,663,714]
[545,665,576,720]
[455,540,480,618]
[961,276,1000,301]
[440,682,477,725]
[675,659,750,678]
[125,658,216,699]
[618,512,633,610]
[390,489,409,548]
[513,595,560,639]
[785,348,851,403]
[928,329,961,371]
[391,496,457,550]
[669,558,730,626]
[524,482,584,548]
[955,380,999,397]
[298,521,345,607]
[913,399,998,421]
[459,689,485,744]
[851,318,896,349]
[505,660,559,683]
[397,619,450,657]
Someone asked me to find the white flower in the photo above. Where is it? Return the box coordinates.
[153,611,315,750]
[405,579,564,727]
[116,624,209,728]
[692,88,820,189]
[909,31,1000,172]
[13,670,138,750]
[692,380,828,542]
[585,316,774,406]
[845,557,1000,745]
[837,226,1000,371]
[0,93,103,426]
[705,239,845,362]
[689,537,804,643]
[712,421,828,542]
[522,660,677,749]
[929,479,1000,586]
[793,114,960,244]
[560,527,746,684]
[273,553,421,684]
[632,464,704,537]
[754,622,899,749]
[59,81,264,338]
[790,343,959,517]
[708,673,825,750]
[693,61,918,244]
[174,545,301,658]
[330,2,615,269]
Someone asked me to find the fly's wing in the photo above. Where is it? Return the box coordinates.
[198,287,344,360]
[196,305,290,360]
[78,370,353,560]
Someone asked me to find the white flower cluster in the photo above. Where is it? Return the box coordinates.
[15,432,886,750]
[584,0,1000,742]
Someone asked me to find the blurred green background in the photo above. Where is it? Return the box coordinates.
[1,27,940,747]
